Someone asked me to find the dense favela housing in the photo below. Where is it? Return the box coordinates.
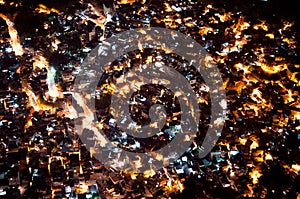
[0,0,299,198]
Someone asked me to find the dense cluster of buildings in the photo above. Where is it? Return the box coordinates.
[0,0,299,198]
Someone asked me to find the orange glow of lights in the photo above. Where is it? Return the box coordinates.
[35,4,59,14]
[249,168,262,184]
[0,13,24,56]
